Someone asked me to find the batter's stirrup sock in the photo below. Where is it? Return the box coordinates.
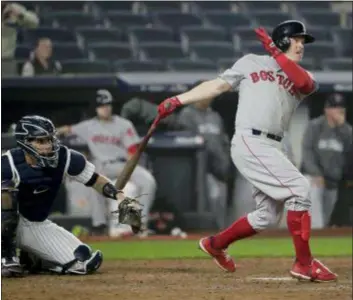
[212,216,257,249]
[287,210,312,266]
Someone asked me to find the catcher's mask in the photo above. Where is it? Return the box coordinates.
[272,20,315,52]
[14,115,60,168]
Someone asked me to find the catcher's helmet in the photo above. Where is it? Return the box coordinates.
[14,115,60,168]
[272,20,315,52]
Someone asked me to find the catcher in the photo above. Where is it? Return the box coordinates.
[1,115,143,277]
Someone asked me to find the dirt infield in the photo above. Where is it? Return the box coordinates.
[2,257,351,300]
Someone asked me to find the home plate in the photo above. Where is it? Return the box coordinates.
[248,277,294,282]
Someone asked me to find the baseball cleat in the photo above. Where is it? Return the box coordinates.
[290,258,338,282]
[1,257,24,277]
[198,237,236,272]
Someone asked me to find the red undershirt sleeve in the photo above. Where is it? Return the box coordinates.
[275,53,315,94]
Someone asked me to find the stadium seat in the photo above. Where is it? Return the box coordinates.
[20,1,349,73]
[242,2,284,12]
[128,27,175,45]
[95,1,135,12]
[193,2,232,12]
[14,45,32,60]
[153,12,203,30]
[114,60,168,72]
[205,12,252,28]
[181,26,228,46]
[139,42,186,60]
[302,11,342,27]
[232,26,271,48]
[89,42,134,61]
[322,57,352,71]
[61,59,112,74]
[47,11,100,28]
[21,27,77,45]
[305,26,334,42]
[243,41,267,55]
[106,11,152,28]
[167,59,217,71]
[252,12,293,28]
[293,1,332,12]
[332,28,352,57]
[41,1,90,12]
[190,42,241,61]
[142,1,182,13]
[53,43,85,60]
[303,42,337,59]
[76,27,123,45]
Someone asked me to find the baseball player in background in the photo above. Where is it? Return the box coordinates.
[1,115,142,277]
[177,98,231,229]
[155,20,338,282]
[58,89,157,237]
[301,93,352,228]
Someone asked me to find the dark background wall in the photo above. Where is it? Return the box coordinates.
[2,86,353,137]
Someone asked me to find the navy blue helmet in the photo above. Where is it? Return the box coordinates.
[14,115,60,168]
[272,20,315,52]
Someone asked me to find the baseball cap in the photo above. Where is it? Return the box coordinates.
[325,93,345,108]
[96,89,113,107]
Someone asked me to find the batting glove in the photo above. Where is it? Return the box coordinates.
[255,27,282,58]
[157,97,182,119]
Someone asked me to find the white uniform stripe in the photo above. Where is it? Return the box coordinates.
[4,151,21,187]
[69,161,95,185]
[62,146,71,183]
[17,216,82,265]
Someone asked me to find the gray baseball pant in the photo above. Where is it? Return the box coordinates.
[91,161,157,228]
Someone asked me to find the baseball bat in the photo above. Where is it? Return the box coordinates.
[115,116,161,190]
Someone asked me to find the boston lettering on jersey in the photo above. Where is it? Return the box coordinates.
[91,135,121,145]
[91,128,135,145]
[250,70,296,96]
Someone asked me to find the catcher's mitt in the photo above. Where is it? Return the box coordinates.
[116,197,143,234]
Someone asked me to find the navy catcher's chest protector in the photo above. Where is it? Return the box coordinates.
[10,146,68,221]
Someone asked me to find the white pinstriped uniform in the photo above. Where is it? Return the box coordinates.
[4,149,95,266]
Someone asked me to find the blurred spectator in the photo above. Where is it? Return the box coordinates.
[301,93,352,228]
[21,38,62,77]
[330,140,353,227]
[177,98,231,229]
[1,2,38,76]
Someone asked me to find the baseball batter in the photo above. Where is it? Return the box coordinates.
[1,115,142,277]
[156,21,337,282]
[58,89,157,236]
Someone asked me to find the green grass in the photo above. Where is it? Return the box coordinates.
[89,237,352,260]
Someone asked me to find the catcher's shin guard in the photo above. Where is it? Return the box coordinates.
[1,184,23,277]
[20,245,103,275]
[66,245,103,275]
[67,250,103,275]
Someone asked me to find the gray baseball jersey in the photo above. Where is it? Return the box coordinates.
[71,115,140,163]
[68,115,156,231]
[220,54,316,136]
[221,54,316,231]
